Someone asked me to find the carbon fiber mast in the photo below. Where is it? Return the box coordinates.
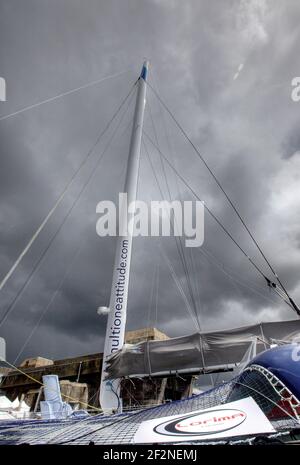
[99,61,149,414]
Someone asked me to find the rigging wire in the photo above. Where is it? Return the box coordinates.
[200,245,294,308]
[0,68,133,122]
[189,247,203,328]
[13,245,83,366]
[159,246,201,331]
[199,248,246,304]
[146,81,300,315]
[12,124,131,367]
[146,261,157,334]
[143,130,297,314]
[147,99,200,322]
[155,258,159,328]
[142,139,201,330]
[197,247,280,307]
[0,356,102,412]
[0,81,137,294]
[149,69,186,218]
[51,374,300,445]
[0,86,137,328]
[148,74,206,328]
[234,380,300,422]
[143,106,201,328]
[145,102,193,300]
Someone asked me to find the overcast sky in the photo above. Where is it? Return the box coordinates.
[0,0,300,363]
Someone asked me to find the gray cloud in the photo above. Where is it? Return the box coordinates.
[0,0,300,362]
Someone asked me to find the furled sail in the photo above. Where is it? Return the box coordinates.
[105,319,300,379]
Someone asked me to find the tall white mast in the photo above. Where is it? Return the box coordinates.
[100,61,149,413]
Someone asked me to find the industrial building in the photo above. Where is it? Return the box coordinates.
[0,328,195,413]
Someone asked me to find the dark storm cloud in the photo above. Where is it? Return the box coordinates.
[0,0,300,362]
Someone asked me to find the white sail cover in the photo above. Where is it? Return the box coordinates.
[105,319,300,378]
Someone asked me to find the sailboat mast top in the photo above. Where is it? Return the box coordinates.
[99,61,149,413]
[122,61,148,204]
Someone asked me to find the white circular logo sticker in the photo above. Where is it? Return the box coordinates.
[154,408,247,437]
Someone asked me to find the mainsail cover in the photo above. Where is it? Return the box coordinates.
[105,319,300,378]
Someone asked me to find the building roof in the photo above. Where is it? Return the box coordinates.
[125,327,169,344]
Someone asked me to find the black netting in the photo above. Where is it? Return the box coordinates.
[0,365,299,445]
